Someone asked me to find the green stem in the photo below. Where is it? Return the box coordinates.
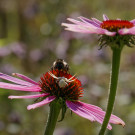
[99,48,122,135]
[44,100,61,135]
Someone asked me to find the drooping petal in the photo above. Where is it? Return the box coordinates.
[66,101,125,130]
[12,73,38,85]
[0,73,33,86]
[82,102,125,127]
[8,93,49,99]
[118,27,135,35]
[109,114,125,126]
[62,23,116,36]
[62,22,97,30]
[27,96,56,110]
[0,82,41,92]
[62,23,93,33]
[66,101,112,129]
[66,100,95,121]
[103,14,109,21]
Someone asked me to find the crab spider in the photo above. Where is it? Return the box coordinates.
[48,71,76,88]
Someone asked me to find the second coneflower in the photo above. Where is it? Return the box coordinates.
[0,59,125,135]
[62,14,135,48]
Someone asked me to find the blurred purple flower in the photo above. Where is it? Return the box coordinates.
[0,47,11,57]
[10,42,26,59]
[30,49,43,62]
[0,42,26,58]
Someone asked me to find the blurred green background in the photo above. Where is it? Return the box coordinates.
[0,0,135,135]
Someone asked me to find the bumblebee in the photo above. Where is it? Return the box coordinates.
[51,59,69,73]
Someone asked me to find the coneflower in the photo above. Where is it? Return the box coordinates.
[0,59,125,135]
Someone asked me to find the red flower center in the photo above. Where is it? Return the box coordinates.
[100,20,134,32]
[39,69,83,100]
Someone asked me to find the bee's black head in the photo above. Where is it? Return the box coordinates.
[51,59,69,72]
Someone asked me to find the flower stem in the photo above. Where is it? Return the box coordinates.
[99,47,122,135]
[44,100,61,135]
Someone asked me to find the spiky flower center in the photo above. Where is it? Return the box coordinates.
[100,20,134,32]
[39,69,83,101]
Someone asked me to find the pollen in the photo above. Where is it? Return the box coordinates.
[100,20,134,32]
[38,69,83,101]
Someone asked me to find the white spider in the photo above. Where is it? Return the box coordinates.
[48,71,76,88]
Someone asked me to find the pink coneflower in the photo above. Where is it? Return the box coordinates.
[0,69,125,130]
[62,14,135,47]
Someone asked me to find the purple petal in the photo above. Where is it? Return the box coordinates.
[8,93,49,99]
[66,100,95,121]
[62,23,96,32]
[79,102,125,127]
[67,18,85,25]
[118,27,135,35]
[103,14,109,21]
[79,16,100,27]
[92,18,102,25]
[66,101,112,129]
[27,96,56,110]
[0,82,41,92]
[109,114,125,126]
[0,72,33,86]
[62,22,116,36]
[130,19,135,24]
[66,101,125,130]
[12,73,38,85]
[102,30,116,36]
